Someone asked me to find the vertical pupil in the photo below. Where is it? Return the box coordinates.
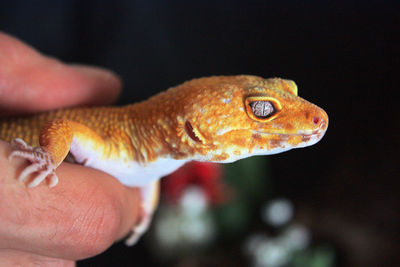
[251,101,274,118]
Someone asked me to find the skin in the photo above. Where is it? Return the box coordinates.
[0,32,141,266]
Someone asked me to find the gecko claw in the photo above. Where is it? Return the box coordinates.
[9,138,58,188]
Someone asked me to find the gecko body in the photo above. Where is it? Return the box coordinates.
[0,75,328,244]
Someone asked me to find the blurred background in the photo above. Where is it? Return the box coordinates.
[0,1,398,266]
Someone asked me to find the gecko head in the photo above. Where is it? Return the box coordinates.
[162,75,328,162]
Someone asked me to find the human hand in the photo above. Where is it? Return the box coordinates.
[0,32,141,266]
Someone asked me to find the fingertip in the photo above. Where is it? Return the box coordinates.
[0,32,123,115]
[116,186,142,240]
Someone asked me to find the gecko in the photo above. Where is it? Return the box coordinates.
[0,75,328,245]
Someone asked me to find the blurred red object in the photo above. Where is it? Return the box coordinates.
[162,162,230,205]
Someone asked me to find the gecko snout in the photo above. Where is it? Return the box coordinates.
[311,108,329,132]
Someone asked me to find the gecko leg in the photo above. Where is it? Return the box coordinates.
[125,181,160,246]
[8,119,102,188]
[9,138,58,187]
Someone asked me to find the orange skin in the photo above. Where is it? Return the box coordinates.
[0,76,328,167]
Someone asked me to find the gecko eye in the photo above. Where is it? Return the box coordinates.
[245,97,281,122]
[250,101,275,118]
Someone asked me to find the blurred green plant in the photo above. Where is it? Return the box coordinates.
[290,246,335,267]
[214,156,272,238]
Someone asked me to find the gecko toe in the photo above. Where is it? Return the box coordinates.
[9,138,57,188]
[8,151,18,161]
[125,215,152,246]
[125,232,141,246]
[11,138,29,149]
[9,150,36,162]
[48,173,59,187]
[28,169,52,187]
[18,164,41,182]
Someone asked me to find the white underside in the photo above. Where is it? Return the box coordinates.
[87,157,188,187]
[68,131,324,186]
[69,137,188,187]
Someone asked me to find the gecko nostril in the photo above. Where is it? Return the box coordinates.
[313,116,320,125]
[312,115,327,130]
[311,108,329,130]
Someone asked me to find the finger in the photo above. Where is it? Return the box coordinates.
[0,32,122,116]
[0,249,75,267]
[0,140,141,260]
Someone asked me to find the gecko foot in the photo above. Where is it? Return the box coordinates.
[124,212,152,246]
[9,138,59,187]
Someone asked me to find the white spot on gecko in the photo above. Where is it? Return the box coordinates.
[216,127,231,135]
[219,114,231,119]
[222,98,232,103]
[272,124,283,129]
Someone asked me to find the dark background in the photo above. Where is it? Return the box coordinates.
[1,1,398,266]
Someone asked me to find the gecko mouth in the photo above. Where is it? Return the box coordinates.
[251,129,327,145]
[220,128,326,141]
[253,122,328,137]
[210,128,327,163]
[258,130,325,137]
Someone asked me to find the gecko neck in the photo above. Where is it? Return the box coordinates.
[123,102,184,164]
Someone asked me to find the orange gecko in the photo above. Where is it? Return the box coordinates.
[0,75,328,245]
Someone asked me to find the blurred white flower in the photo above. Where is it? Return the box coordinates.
[244,233,269,255]
[179,186,208,217]
[262,198,293,227]
[254,240,290,267]
[281,224,310,251]
[154,185,216,252]
[155,207,182,247]
[244,198,312,267]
